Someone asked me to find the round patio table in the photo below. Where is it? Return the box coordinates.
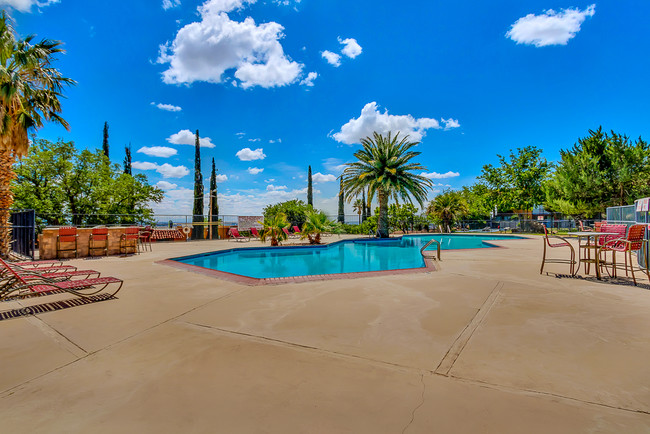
[567,231,621,279]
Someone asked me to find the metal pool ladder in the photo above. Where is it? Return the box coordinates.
[420,238,441,261]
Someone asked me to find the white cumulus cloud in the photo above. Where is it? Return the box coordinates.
[236,147,266,161]
[247,167,264,175]
[162,0,181,10]
[156,181,178,190]
[137,146,178,158]
[151,102,182,112]
[321,50,341,67]
[266,184,287,191]
[312,172,336,183]
[215,174,228,182]
[332,102,459,145]
[421,171,460,179]
[506,4,596,47]
[157,0,303,89]
[0,0,58,12]
[338,37,362,58]
[167,129,215,148]
[300,71,318,87]
[132,161,190,178]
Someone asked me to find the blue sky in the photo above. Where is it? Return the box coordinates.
[7,0,650,217]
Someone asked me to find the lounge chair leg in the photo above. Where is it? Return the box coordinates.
[540,242,546,274]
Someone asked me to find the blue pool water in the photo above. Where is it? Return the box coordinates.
[172,234,522,279]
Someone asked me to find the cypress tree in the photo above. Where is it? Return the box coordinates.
[361,189,367,222]
[307,165,313,206]
[102,121,109,159]
[123,143,132,175]
[210,157,219,222]
[192,129,204,240]
[338,178,345,223]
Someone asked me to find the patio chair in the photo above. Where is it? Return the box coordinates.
[598,224,649,285]
[594,221,606,232]
[13,260,63,268]
[228,228,250,242]
[56,226,78,259]
[540,225,576,275]
[89,227,109,257]
[251,227,262,240]
[139,226,153,252]
[0,258,121,301]
[120,226,139,255]
[292,226,302,235]
[578,220,592,232]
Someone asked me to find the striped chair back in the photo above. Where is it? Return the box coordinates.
[627,224,646,251]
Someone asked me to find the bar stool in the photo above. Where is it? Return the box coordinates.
[120,226,139,256]
[89,227,109,257]
[56,226,78,259]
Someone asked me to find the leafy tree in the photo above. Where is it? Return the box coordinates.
[258,212,289,246]
[102,121,109,159]
[479,146,550,213]
[123,143,132,175]
[209,157,219,222]
[192,129,204,239]
[544,128,650,217]
[459,183,492,220]
[13,138,162,227]
[338,177,345,223]
[427,190,468,232]
[307,165,313,206]
[0,13,75,257]
[341,132,432,237]
[300,210,339,244]
[263,199,312,227]
[388,203,418,234]
[353,198,363,224]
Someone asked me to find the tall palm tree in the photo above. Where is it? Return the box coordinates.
[0,12,75,257]
[341,132,432,238]
[353,198,363,224]
[427,190,468,233]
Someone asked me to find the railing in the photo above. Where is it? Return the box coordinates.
[420,238,441,261]
[9,209,35,260]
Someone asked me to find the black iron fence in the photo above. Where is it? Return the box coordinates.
[9,209,36,260]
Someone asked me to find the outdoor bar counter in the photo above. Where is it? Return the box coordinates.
[38,227,185,260]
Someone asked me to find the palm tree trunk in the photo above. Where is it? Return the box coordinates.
[377,189,389,238]
[0,148,16,258]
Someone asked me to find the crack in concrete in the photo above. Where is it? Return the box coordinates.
[401,373,426,434]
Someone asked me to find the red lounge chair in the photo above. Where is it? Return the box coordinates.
[57,226,78,259]
[599,224,649,285]
[0,258,122,301]
[228,228,250,242]
[540,225,576,275]
[14,260,63,268]
[282,227,298,239]
[251,227,261,239]
[292,226,302,235]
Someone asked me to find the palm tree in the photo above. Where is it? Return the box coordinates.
[258,213,290,246]
[0,13,75,257]
[427,190,468,232]
[301,210,337,244]
[341,132,432,238]
[353,198,363,224]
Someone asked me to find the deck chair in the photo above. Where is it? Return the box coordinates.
[578,220,592,232]
[292,226,302,235]
[251,227,262,240]
[228,228,250,242]
[0,258,122,301]
[56,226,78,259]
[282,227,298,239]
[89,227,109,257]
[120,226,139,255]
[540,225,576,275]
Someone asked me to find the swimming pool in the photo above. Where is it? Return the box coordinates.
[171,234,523,280]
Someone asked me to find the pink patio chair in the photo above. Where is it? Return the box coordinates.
[540,225,576,275]
[598,224,649,285]
[228,228,250,242]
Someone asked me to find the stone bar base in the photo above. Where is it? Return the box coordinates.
[39,227,137,260]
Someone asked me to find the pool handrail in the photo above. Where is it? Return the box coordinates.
[420,238,441,261]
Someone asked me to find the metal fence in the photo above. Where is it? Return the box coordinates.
[9,209,36,260]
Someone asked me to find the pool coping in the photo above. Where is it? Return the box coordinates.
[155,234,528,286]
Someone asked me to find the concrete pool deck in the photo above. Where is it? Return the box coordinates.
[1,234,649,432]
